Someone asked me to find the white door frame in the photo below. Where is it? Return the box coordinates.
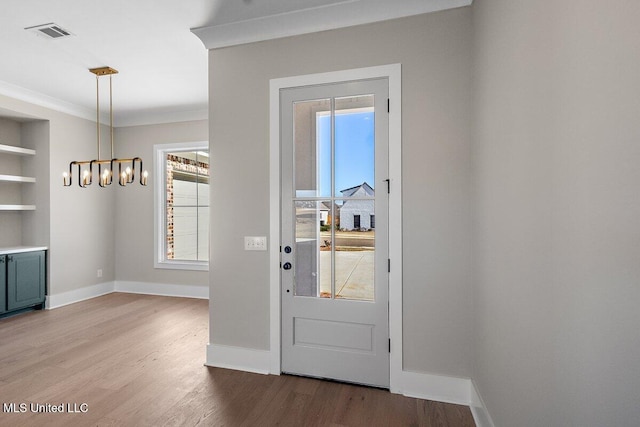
[269,63,403,392]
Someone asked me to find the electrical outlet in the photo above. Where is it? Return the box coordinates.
[97,269,103,278]
[244,236,267,251]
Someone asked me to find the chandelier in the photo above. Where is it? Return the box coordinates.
[63,67,148,188]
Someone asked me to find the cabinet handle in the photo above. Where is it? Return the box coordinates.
[7,256,13,262]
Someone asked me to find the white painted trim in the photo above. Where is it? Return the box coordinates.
[46,281,115,309]
[114,281,209,300]
[470,380,496,427]
[206,343,271,375]
[0,79,95,122]
[0,79,207,127]
[400,370,472,406]
[397,372,495,426]
[46,281,208,310]
[269,64,402,383]
[192,0,472,49]
[268,71,282,375]
[386,63,403,395]
[115,108,209,128]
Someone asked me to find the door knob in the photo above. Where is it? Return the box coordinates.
[284,246,292,254]
[283,262,292,270]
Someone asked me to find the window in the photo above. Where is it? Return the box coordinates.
[370,214,375,229]
[353,214,361,229]
[154,142,209,270]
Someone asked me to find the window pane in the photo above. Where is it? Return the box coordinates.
[335,199,374,301]
[334,95,375,197]
[294,201,332,298]
[172,206,198,260]
[294,99,331,197]
[164,149,210,263]
[198,182,209,205]
[198,206,209,261]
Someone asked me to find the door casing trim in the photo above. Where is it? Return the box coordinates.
[269,63,402,392]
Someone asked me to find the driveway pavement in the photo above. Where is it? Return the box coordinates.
[318,250,374,300]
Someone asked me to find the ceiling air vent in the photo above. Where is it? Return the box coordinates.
[25,23,74,40]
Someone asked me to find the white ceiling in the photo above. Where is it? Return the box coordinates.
[0,0,470,127]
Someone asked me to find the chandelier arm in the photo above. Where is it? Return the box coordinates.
[129,158,137,184]
[77,163,85,188]
[118,160,125,186]
[136,158,145,185]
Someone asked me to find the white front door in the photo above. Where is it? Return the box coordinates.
[280,78,389,388]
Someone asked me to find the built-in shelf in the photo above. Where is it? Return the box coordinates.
[0,174,36,183]
[0,205,36,211]
[0,144,36,156]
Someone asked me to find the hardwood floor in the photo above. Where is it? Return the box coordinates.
[0,293,475,426]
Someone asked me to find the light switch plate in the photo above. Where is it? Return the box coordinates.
[244,236,267,251]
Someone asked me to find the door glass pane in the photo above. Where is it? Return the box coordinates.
[291,94,376,302]
[335,199,375,301]
[294,99,331,198]
[335,95,375,197]
[294,201,332,298]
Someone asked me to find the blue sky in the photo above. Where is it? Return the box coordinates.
[318,111,374,197]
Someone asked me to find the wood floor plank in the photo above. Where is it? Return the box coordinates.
[0,293,475,427]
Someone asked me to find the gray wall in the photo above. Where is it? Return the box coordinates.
[113,120,209,287]
[209,9,474,376]
[472,0,640,426]
[0,93,116,296]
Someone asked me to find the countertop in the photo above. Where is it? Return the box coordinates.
[0,246,48,256]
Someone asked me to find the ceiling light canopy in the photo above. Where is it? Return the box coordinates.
[63,67,148,188]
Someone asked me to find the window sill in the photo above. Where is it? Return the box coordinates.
[154,260,209,272]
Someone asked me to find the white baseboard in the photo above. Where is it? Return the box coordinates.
[400,370,473,406]
[47,281,115,309]
[470,380,496,427]
[47,281,208,309]
[206,343,271,375]
[114,280,209,299]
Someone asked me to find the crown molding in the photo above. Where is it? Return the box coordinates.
[0,79,207,127]
[114,108,209,128]
[191,0,472,49]
[0,79,95,122]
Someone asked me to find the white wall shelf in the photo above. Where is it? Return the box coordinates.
[0,144,36,156]
[0,174,36,183]
[0,205,36,211]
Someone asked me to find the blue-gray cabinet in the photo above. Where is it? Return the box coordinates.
[0,255,5,315]
[0,250,46,315]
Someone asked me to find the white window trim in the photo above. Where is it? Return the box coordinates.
[154,141,209,271]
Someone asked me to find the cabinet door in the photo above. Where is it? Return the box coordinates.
[7,251,45,311]
[0,255,6,314]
